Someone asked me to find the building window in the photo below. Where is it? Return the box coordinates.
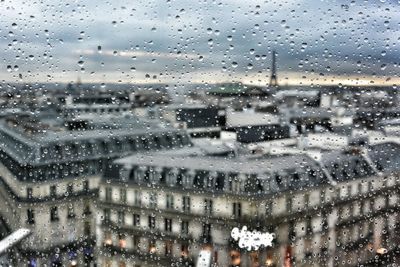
[347,185,352,197]
[286,196,292,213]
[181,220,189,235]
[133,235,139,248]
[304,193,310,207]
[202,223,212,242]
[148,215,156,229]
[27,209,35,224]
[83,180,89,192]
[67,183,73,196]
[120,188,127,204]
[182,196,191,212]
[149,240,156,253]
[134,190,142,206]
[50,207,59,222]
[181,244,189,258]
[104,232,112,246]
[27,187,33,199]
[233,202,241,219]
[306,217,313,235]
[118,234,126,248]
[83,201,91,216]
[320,190,325,205]
[67,204,75,219]
[105,187,112,202]
[104,209,110,223]
[50,185,57,197]
[166,194,174,209]
[149,192,157,208]
[165,241,173,255]
[288,222,295,240]
[133,214,140,227]
[118,211,125,225]
[265,200,273,215]
[204,199,213,215]
[358,183,363,194]
[164,218,172,232]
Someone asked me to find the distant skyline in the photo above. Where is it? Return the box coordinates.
[1,0,399,86]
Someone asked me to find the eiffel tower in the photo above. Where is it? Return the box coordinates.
[269,50,278,87]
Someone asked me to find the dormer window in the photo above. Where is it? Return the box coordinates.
[215,173,225,191]
[166,170,176,186]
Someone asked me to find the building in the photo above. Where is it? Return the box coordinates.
[97,139,400,267]
[160,104,226,138]
[0,113,190,266]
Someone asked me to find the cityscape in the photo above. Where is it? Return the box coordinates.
[1,0,400,267]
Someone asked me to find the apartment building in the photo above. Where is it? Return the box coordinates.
[0,113,190,266]
[96,141,400,267]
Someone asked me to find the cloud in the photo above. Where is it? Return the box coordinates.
[1,0,399,85]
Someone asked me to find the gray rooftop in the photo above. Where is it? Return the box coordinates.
[0,114,190,165]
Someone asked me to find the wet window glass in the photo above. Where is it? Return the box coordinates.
[0,0,399,267]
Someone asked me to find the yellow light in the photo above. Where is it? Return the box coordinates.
[230,250,241,266]
[105,238,112,245]
[119,239,126,248]
[377,248,387,255]
[70,260,77,266]
[266,258,273,266]
[149,246,156,253]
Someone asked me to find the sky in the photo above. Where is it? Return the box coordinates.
[1,0,400,86]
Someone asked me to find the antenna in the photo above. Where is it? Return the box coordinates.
[269,50,278,87]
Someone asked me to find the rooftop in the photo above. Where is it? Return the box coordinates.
[0,113,190,165]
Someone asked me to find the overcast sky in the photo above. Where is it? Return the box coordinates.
[1,0,400,86]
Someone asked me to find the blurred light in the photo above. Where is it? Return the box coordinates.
[119,239,126,248]
[377,248,388,255]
